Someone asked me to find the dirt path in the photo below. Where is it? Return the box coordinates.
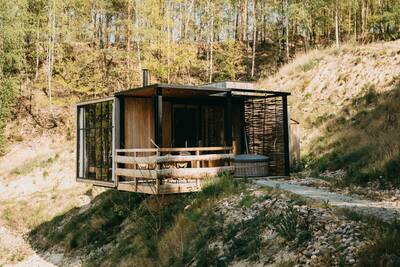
[0,226,56,267]
[254,179,400,222]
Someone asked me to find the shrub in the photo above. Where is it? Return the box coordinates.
[269,206,300,241]
[358,227,400,267]
[383,154,400,183]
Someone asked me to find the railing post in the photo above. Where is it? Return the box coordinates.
[115,151,119,187]
[134,151,137,191]
[196,150,200,168]
[196,149,200,188]
[155,149,160,194]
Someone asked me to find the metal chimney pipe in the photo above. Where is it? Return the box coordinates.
[142,69,149,87]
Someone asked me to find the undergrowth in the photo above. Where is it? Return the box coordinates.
[338,208,400,266]
[306,83,400,186]
[29,174,249,266]
[29,175,314,266]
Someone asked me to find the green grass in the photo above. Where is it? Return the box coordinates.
[296,57,322,72]
[306,84,400,186]
[10,154,59,177]
[29,174,251,266]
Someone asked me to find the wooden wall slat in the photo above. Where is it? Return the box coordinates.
[124,98,154,148]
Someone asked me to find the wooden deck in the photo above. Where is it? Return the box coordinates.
[115,146,234,194]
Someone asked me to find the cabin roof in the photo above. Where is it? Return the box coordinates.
[76,82,290,105]
[114,82,290,98]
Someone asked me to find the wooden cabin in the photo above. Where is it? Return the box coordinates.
[76,72,291,194]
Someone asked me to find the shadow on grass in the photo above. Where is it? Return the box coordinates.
[307,83,400,185]
[27,174,244,266]
[28,190,147,259]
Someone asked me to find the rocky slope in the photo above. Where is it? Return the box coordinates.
[0,135,97,266]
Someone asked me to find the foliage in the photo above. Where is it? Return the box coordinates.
[0,79,18,152]
[268,206,302,241]
[0,0,25,152]
[214,40,246,81]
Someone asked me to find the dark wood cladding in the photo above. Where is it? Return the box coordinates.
[244,96,287,176]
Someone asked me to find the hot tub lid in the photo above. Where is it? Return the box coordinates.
[234,154,269,163]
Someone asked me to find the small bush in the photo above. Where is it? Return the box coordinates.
[296,57,321,72]
[269,206,300,241]
[358,229,400,267]
[297,230,312,244]
[383,154,400,183]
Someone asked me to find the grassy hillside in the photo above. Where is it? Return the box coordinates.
[28,175,382,266]
[259,41,400,185]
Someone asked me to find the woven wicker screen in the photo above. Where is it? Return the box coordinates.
[244,97,285,176]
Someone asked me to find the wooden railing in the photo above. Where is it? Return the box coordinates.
[114,146,234,194]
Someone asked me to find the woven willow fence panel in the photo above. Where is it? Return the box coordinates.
[244,97,285,176]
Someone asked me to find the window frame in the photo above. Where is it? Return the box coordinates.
[76,97,116,187]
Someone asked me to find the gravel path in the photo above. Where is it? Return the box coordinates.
[254,179,400,222]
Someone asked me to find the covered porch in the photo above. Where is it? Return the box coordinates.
[76,81,290,195]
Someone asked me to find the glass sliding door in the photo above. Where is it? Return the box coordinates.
[77,99,114,183]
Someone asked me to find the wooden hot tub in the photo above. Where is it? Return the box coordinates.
[233,154,269,178]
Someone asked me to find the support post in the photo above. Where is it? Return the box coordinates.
[113,96,123,186]
[282,95,290,177]
[154,87,163,147]
[116,96,125,149]
[76,105,80,180]
[225,92,233,146]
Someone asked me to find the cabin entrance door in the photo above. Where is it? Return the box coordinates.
[173,105,199,147]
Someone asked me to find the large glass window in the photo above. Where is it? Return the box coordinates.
[77,100,113,182]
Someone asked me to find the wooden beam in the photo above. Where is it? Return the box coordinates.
[282,95,290,177]
[76,96,115,106]
[157,153,234,163]
[158,146,232,152]
[154,87,163,147]
[118,96,125,149]
[116,155,157,165]
[75,105,80,180]
[117,182,158,194]
[116,146,231,153]
[115,153,234,165]
[116,148,158,153]
[117,180,202,194]
[225,92,233,146]
[76,178,116,188]
[115,168,158,179]
[157,166,234,179]
[159,183,201,194]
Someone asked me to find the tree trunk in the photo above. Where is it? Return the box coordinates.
[135,0,142,71]
[126,1,132,87]
[47,0,55,107]
[166,0,171,84]
[335,2,340,49]
[208,0,214,83]
[251,0,257,78]
[361,0,366,41]
[284,0,289,60]
[354,3,357,41]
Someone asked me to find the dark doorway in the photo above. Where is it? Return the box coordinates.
[173,105,199,147]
